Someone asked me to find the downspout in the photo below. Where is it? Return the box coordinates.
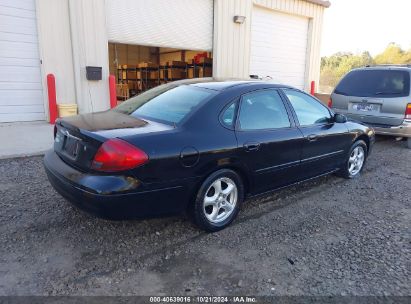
[212,0,216,78]
[67,0,82,113]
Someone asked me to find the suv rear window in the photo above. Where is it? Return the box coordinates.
[334,69,410,98]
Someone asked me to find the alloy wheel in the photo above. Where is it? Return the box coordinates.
[348,146,365,176]
[203,177,238,224]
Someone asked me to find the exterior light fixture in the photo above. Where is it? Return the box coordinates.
[233,15,246,24]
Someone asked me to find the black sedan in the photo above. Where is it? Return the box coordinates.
[44,79,375,231]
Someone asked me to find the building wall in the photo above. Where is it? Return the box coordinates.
[35,0,325,121]
[213,0,325,91]
[35,0,76,119]
[213,0,253,79]
[68,0,110,113]
[36,0,110,119]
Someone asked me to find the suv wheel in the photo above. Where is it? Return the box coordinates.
[191,169,244,232]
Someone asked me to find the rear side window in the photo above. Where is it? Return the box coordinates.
[335,70,410,98]
[238,90,290,130]
[221,103,236,128]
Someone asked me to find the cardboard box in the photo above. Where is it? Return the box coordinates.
[167,69,186,79]
[120,70,127,80]
[159,68,167,79]
[199,67,212,77]
[198,57,212,65]
[149,71,159,79]
[168,61,187,68]
[116,83,129,99]
[119,64,137,69]
[138,62,158,68]
[187,67,199,79]
[126,81,134,90]
[137,70,159,80]
[126,70,137,79]
[137,71,147,79]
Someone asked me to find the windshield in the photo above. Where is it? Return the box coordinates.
[334,69,410,98]
[114,84,215,125]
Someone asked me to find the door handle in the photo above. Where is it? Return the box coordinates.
[244,142,260,152]
[307,134,318,141]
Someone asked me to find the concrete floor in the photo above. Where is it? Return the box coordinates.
[0,121,54,159]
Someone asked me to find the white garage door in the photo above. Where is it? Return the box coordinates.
[0,0,44,122]
[250,6,309,90]
[106,0,213,51]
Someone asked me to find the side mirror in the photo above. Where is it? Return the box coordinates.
[334,113,347,123]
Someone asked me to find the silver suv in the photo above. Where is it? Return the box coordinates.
[330,66,411,148]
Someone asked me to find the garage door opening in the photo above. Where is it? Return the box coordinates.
[108,43,213,101]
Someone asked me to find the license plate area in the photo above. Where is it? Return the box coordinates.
[54,129,81,159]
[351,102,380,113]
[63,136,80,158]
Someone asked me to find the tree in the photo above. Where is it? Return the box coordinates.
[374,43,408,64]
[320,44,411,92]
[320,51,375,90]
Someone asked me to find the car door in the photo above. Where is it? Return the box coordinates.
[282,89,352,178]
[235,89,304,194]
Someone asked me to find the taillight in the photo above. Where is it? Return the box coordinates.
[405,103,411,119]
[328,97,333,108]
[91,139,148,172]
[53,124,57,139]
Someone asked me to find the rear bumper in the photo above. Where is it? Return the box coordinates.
[337,110,411,137]
[43,150,196,219]
[370,120,411,137]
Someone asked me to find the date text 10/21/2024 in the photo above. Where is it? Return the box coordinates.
[149,296,257,303]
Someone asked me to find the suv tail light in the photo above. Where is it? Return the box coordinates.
[327,97,333,108]
[405,103,411,119]
[91,139,148,172]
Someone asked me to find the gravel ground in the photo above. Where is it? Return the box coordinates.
[0,136,410,296]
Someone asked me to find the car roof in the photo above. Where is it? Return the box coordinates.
[168,77,295,91]
[355,65,411,71]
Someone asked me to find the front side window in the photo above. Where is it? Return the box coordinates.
[238,90,290,130]
[284,90,332,126]
[114,85,215,124]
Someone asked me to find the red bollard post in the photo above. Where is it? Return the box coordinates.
[109,75,117,109]
[47,74,57,124]
[310,80,316,96]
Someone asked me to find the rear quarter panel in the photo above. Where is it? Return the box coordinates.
[121,90,243,190]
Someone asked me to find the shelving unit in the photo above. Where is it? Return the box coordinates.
[115,57,212,100]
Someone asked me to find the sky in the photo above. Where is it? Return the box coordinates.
[321,0,411,57]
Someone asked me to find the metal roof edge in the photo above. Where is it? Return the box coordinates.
[305,0,331,8]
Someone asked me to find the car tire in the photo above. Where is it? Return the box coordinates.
[191,169,244,232]
[338,140,368,179]
[407,138,411,149]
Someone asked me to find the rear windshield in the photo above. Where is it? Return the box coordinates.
[114,85,215,125]
[334,69,410,98]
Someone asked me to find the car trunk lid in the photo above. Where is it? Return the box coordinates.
[54,110,173,171]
